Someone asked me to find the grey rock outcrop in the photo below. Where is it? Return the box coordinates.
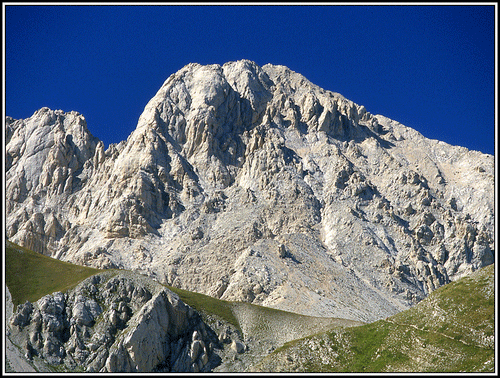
[7,272,219,372]
[5,59,494,322]
[231,339,246,354]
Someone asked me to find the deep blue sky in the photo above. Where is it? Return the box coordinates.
[4,4,496,155]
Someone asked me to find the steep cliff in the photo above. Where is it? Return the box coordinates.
[5,60,494,322]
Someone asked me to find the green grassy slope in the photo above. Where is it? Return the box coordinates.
[166,285,363,342]
[391,264,495,348]
[166,284,242,331]
[5,240,103,308]
[253,264,495,373]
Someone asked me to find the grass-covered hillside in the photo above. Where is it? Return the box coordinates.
[390,263,495,350]
[5,240,103,308]
[252,263,495,373]
[166,284,243,331]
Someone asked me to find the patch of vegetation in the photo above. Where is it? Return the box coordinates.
[256,264,495,373]
[340,321,492,372]
[166,284,241,332]
[392,263,495,347]
[343,320,399,372]
[260,316,494,373]
[5,240,103,308]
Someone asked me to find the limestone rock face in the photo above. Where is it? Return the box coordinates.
[5,59,495,322]
[5,108,102,256]
[7,272,217,373]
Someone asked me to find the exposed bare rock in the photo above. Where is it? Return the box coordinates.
[6,272,219,373]
[5,59,494,323]
[231,340,246,354]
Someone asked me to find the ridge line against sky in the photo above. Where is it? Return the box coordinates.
[3,3,497,155]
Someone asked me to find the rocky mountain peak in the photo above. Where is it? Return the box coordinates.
[5,60,494,322]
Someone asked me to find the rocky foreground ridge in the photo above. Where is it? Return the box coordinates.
[5,59,495,322]
[6,270,222,373]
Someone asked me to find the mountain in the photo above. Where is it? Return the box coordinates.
[5,59,495,323]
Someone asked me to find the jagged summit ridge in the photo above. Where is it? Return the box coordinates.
[5,60,494,322]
